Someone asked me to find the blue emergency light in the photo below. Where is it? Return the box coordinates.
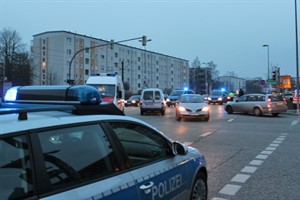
[4,85,102,105]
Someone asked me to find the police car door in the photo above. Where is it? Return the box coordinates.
[34,124,139,200]
[107,121,190,200]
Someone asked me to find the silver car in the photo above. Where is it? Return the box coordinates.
[225,93,288,117]
[175,94,210,121]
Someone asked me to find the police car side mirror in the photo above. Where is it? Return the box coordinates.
[172,141,188,155]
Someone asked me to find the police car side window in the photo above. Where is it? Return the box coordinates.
[108,122,172,167]
[38,124,119,190]
[0,135,34,200]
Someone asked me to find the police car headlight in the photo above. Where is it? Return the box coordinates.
[166,98,170,102]
[208,97,212,100]
[218,97,222,101]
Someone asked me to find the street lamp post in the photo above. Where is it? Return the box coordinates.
[66,36,147,85]
[294,0,300,115]
[262,44,270,80]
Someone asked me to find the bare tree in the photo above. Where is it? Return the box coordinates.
[0,28,26,82]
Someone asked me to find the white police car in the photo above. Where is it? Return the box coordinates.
[0,85,207,200]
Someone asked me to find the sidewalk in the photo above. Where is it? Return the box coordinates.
[285,109,300,116]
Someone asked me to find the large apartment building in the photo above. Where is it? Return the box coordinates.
[32,31,189,94]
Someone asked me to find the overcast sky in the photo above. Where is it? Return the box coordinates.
[0,0,298,79]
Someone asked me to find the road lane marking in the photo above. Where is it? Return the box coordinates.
[260,150,273,155]
[249,159,264,166]
[227,119,235,123]
[265,147,276,151]
[231,174,251,183]
[241,166,257,173]
[269,143,280,147]
[219,184,241,195]
[213,133,288,199]
[199,132,213,137]
[291,120,298,126]
[255,154,269,159]
[183,142,193,146]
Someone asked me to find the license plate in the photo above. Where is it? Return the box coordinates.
[276,102,283,106]
[145,102,153,105]
[189,113,199,116]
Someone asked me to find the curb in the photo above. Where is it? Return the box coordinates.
[284,110,299,116]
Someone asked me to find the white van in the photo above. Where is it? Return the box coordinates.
[86,73,125,111]
[140,88,166,115]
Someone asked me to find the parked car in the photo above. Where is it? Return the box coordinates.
[175,94,210,121]
[140,88,166,115]
[224,93,287,117]
[125,95,140,107]
[208,89,228,105]
[0,85,208,200]
[282,91,294,102]
[166,89,195,107]
[201,94,209,102]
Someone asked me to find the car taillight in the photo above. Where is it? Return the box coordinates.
[267,97,272,107]
[139,100,142,105]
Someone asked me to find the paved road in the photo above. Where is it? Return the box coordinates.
[124,105,300,200]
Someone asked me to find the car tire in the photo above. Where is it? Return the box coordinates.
[190,172,207,200]
[161,109,165,116]
[272,113,279,117]
[253,107,262,116]
[225,106,233,114]
[140,109,144,115]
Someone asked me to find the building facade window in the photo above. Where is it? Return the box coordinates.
[85,58,89,64]
[67,49,72,55]
[67,37,72,43]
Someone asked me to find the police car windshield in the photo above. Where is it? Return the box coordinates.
[211,91,223,95]
[88,84,115,97]
[170,91,184,96]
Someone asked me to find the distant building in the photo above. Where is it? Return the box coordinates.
[31,31,189,94]
[219,76,246,93]
[189,67,212,94]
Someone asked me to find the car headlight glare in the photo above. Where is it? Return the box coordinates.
[202,106,209,111]
[178,106,186,111]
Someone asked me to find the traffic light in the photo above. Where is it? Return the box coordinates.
[142,35,147,46]
[110,39,114,50]
[271,68,280,82]
[272,70,276,80]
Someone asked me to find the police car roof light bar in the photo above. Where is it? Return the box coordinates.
[0,102,125,121]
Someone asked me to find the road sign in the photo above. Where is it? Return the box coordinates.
[260,80,266,86]
[267,79,278,84]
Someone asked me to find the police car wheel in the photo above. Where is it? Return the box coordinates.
[190,172,207,200]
